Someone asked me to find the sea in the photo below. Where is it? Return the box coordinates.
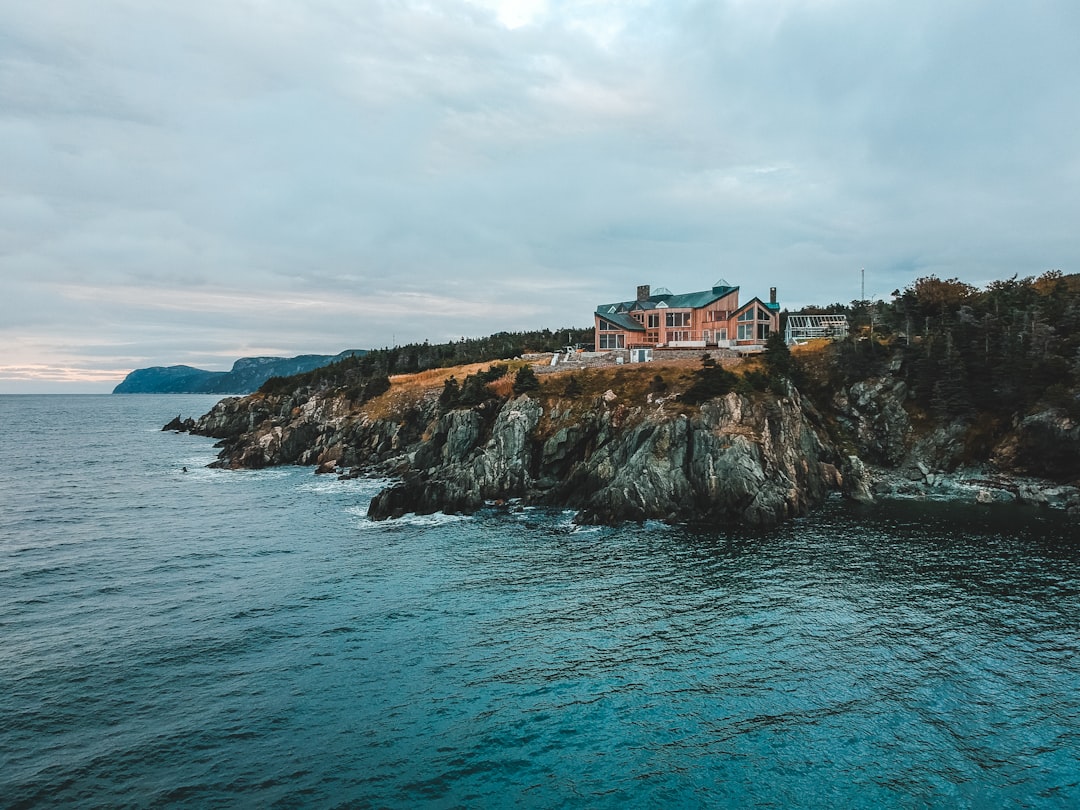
[1,394,1078,809]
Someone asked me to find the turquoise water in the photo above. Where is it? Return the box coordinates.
[1,394,1078,808]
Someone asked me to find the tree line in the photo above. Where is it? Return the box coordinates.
[258,327,591,400]
[792,271,1080,420]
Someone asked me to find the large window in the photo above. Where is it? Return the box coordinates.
[598,319,619,331]
[647,314,659,328]
[737,323,754,341]
[599,333,625,349]
[666,312,690,328]
[737,309,754,322]
[668,330,690,342]
[757,323,770,340]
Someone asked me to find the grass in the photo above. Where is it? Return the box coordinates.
[351,352,782,427]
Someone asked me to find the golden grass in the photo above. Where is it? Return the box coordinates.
[358,354,761,424]
[362,359,535,420]
[789,338,831,355]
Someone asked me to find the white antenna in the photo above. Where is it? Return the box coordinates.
[861,267,865,302]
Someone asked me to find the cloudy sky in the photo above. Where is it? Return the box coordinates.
[3,0,1079,391]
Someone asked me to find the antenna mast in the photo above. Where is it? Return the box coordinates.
[861,267,865,302]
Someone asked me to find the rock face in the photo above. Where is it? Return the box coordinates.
[994,409,1080,481]
[191,383,848,528]
[178,356,1080,522]
[832,377,910,465]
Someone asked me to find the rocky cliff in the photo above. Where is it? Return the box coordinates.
[822,369,1080,513]
[173,346,1080,524]
[184,374,864,528]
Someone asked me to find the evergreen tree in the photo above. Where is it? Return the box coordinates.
[512,365,540,396]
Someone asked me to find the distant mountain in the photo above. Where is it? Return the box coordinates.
[113,350,367,394]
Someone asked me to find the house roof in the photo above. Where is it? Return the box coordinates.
[595,310,646,331]
[734,297,781,316]
[596,285,739,317]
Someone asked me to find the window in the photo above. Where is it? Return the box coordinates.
[758,308,771,321]
[737,323,754,341]
[599,333,625,349]
[668,330,690,342]
[666,312,690,328]
[632,313,644,324]
[737,309,754,322]
[717,328,727,341]
[647,314,659,328]
[599,319,619,331]
[757,323,770,340]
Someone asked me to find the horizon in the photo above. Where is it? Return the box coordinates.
[4,1,1078,393]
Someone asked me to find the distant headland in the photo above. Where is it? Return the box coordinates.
[113,350,366,394]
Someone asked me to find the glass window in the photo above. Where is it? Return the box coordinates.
[647,314,659,328]
[666,312,690,328]
[757,323,770,340]
[599,333,625,349]
[738,309,754,322]
[737,323,753,340]
[599,319,619,331]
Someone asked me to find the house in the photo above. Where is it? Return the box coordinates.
[594,281,780,353]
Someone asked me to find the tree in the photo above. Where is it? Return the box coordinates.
[438,376,459,408]
[512,365,540,396]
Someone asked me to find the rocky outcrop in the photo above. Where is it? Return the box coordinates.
[994,408,1080,482]
[184,377,859,527]
[832,377,910,465]
[366,388,846,528]
[162,415,196,432]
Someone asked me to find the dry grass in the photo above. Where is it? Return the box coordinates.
[361,359,534,420]
[790,339,831,356]
[358,353,762,424]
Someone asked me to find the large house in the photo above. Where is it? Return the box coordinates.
[594,281,780,353]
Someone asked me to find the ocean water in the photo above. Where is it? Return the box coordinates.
[1,394,1078,809]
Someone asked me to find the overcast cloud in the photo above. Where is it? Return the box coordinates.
[2,0,1079,391]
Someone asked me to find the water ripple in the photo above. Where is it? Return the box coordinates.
[1,396,1079,808]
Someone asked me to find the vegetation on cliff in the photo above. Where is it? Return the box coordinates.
[794,271,1080,481]
[258,328,591,398]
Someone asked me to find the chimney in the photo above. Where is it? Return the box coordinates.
[637,284,651,302]
[770,287,777,305]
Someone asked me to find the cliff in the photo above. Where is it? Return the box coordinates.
[184,363,864,528]
[822,364,1080,512]
[173,341,1080,525]
[114,350,366,394]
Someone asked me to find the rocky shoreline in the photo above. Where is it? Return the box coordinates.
[166,363,1080,526]
[169,382,867,528]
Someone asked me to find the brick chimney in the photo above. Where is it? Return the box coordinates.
[770,287,777,305]
[637,284,651,302]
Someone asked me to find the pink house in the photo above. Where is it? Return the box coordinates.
[594,281,780,352]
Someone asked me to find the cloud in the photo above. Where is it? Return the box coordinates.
[2,0,1079,389]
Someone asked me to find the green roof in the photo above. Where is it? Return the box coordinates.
[596,285,739,316]
[595,311,645,331]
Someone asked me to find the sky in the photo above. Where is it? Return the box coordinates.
[3,0,1079,392]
